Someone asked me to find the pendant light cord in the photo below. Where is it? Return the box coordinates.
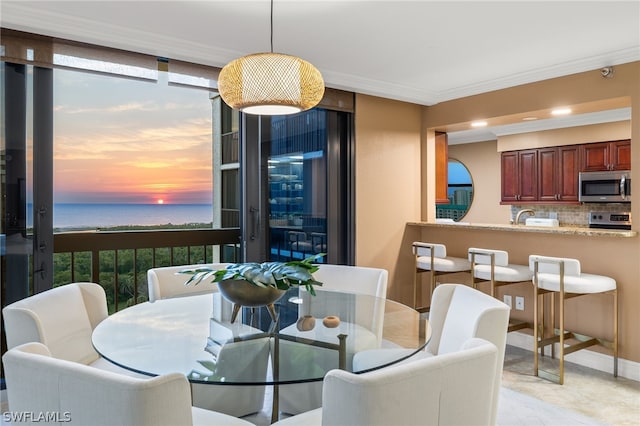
[270,0,274,53]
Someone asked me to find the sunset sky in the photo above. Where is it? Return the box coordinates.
[50,68,214,204]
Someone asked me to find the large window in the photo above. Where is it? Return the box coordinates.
[1,30,230,311]
[52,68,216,230]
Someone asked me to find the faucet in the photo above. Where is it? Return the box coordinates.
[514,209,535,224]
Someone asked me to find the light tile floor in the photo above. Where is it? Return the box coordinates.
[501,345,640,426]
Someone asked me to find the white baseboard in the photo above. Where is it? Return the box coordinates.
[507,331,640,382]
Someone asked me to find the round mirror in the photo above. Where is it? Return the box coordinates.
[436,159,474,221]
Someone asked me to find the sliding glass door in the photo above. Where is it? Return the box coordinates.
[241,108,354,266]
[1,62,54,306]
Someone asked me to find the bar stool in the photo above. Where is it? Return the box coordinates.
[529,255,618,385]
[412,242,471,312]
[468,248,533,332]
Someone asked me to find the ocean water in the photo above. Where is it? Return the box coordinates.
[28,203,213,229]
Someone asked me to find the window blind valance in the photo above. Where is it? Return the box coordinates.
[165,59,220,91]
[1,28,354,112]
[1,28,158,81]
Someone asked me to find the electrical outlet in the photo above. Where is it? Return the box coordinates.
[515,296,525,311]
[503,295,513,309]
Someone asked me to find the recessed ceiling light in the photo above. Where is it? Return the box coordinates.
[522,116,538,121]
[551,107,572,116]
[471,120,488,127]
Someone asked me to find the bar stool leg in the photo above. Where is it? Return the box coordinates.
[533,280,540,375]
[550,292,555,360]
[613,288,619,377]
[558,288,565,385]
[538,292,543,358]
[430,270,436,302]
[413,267,420,310]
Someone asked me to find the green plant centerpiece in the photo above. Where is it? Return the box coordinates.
[181,254,323,323]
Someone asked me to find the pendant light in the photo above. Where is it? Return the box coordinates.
[218,0,325,115]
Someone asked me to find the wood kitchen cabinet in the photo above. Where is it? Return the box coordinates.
[580,139,631,172]
[503,139,630,204]
[538,145,579,202]
[501,149,537,203]
[435,132,449,204]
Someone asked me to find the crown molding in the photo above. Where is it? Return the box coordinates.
[0,3,237,67]
[435,47,640,104]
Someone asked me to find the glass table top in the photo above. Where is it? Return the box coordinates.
[92,288,428,385]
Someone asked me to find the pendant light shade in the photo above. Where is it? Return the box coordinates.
[218,52,324,115]
[217,0,325,115]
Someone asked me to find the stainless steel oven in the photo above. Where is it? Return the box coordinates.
[579,170,631,203]
[589,211,631,230]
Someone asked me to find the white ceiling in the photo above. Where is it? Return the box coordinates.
[2,0,639,140]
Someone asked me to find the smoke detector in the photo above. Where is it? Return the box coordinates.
[600,67,614,78]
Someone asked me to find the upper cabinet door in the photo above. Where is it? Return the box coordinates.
[501,151,520,203]
[538,147,559,202]
[556,146,579,201]
[611,139,631,170]
[581,142,610,172]
[580,140,631,171]
[518,150,538,202]
[500,149,537,203]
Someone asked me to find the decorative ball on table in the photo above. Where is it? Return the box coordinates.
[296,315,316,331]
[322,315,340,328]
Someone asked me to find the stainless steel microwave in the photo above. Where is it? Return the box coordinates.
[579,170,631,203]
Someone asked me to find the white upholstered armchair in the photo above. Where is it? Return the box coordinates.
[277,264,388,415]
[2,282,140,375]
[147,263,269,417]
[2,342,253,426]
[353,283,510,425]
[147,262,230,302]
[273,338,499,426]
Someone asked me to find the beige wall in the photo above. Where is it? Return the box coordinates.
[353,94,422,302]
[354,61,639,363]
[448,141,511,224]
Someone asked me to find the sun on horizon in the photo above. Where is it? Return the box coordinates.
[157,199,164,204]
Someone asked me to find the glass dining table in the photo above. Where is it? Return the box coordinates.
[92,287,429,422]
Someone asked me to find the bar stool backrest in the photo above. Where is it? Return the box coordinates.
[468,248,509,266]
[413,243,447,258]
[529,256,581,276]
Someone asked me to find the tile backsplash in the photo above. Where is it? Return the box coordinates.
[510,204,631,227]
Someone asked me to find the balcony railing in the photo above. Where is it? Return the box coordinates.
[53,228,241,312]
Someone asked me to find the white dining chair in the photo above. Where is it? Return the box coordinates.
[273,338,498,426]
[147,263,270,417]
[147,262,230,302]
[2,282,142,376]
[2,342,253,426]
[277,264,388,415]
[353,283,510,426]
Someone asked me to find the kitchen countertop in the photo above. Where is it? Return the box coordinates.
[407,221,637,238]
